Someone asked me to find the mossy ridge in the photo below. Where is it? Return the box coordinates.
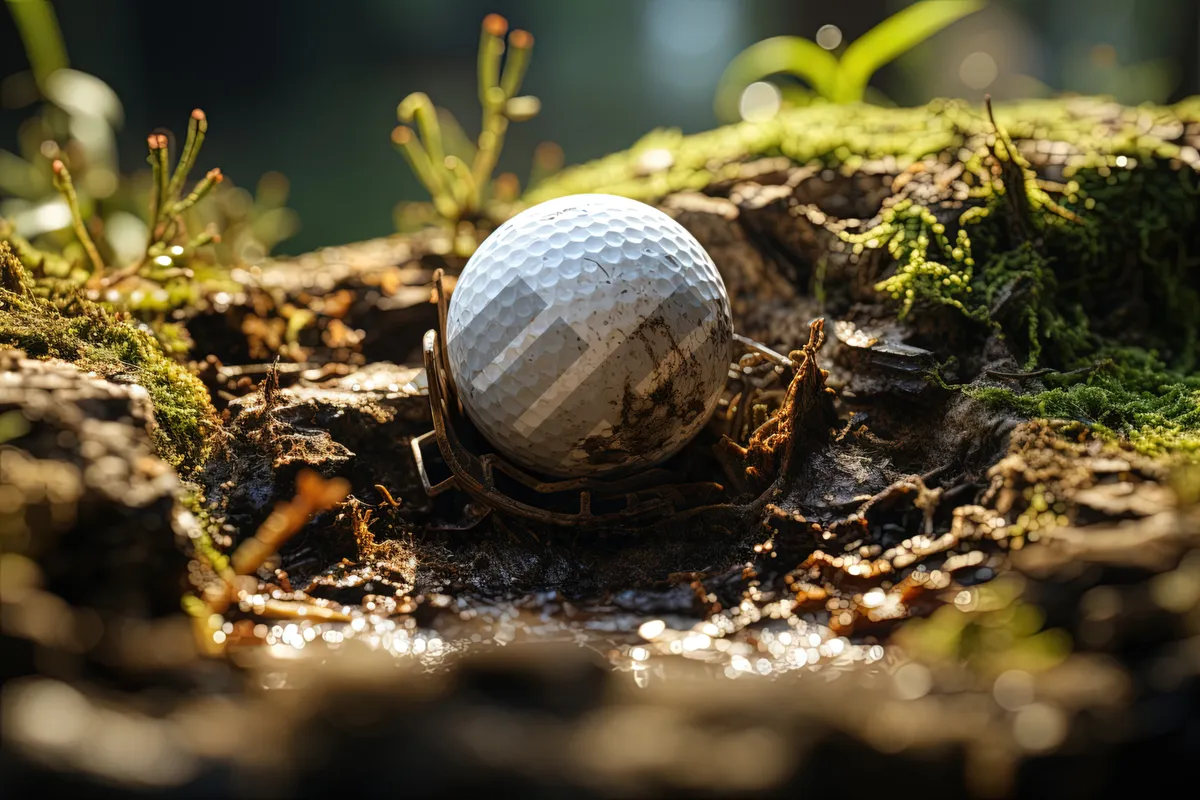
[0,242,216,469]
[527,98,1200,457]
[526,99,1199,365]
[527,103,962,204]
[525,98,1198,204]
[1,220,242,371]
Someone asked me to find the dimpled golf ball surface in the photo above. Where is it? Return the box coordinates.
[446,193,733,478]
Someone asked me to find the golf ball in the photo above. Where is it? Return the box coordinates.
[446,193,733,478]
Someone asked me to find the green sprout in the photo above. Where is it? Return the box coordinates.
[47,110,223,289]
[392,14,549,250]
[714,0,985,121]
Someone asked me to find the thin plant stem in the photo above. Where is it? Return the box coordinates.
[146,134,164,230]
[499,29,533,98]
[393,126,457,219]
[477,14,507,109]
[165,108,208,210]
[153,133,170,220]
[50,160,104,276]
[398,93,445,180]
[171,168,222,216]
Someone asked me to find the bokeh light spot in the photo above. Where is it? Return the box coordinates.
[959,51,998,90]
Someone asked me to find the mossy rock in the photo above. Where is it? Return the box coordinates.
[0,242,216,469]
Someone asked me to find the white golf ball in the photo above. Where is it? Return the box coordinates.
[445,193,733,478]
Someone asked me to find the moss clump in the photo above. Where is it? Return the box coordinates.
[971,350,1200,457]
[0,242,216,469]
[961,112,1200,455]
[963,166,1200,456]
[1,238,34,295]
[839,197,985,321]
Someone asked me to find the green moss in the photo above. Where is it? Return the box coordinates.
[972,350,1200,457]
[961,112,1200,455]
[1,238,33,295]
[0,224,76,282]
[2,221,241,363]
[527,103,963,204]
[839,197,984,321]
[0,242,216,469]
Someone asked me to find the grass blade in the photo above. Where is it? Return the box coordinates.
[714,36,838,122]
[833,0,985,104]
[6,0,68,88]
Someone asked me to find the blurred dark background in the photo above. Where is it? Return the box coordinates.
[2,0,1198,254]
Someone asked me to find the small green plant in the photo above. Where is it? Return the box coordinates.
[714,0,984,121]
[392,14,557,251]
[47,112,224,289]
[2,0,296,278]
[4,0,224,288]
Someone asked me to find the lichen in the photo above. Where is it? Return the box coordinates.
[0,241,216,468]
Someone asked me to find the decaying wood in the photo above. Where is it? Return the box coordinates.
[5,98,1200,796]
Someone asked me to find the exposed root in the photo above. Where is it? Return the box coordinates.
[717,318,838,493]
